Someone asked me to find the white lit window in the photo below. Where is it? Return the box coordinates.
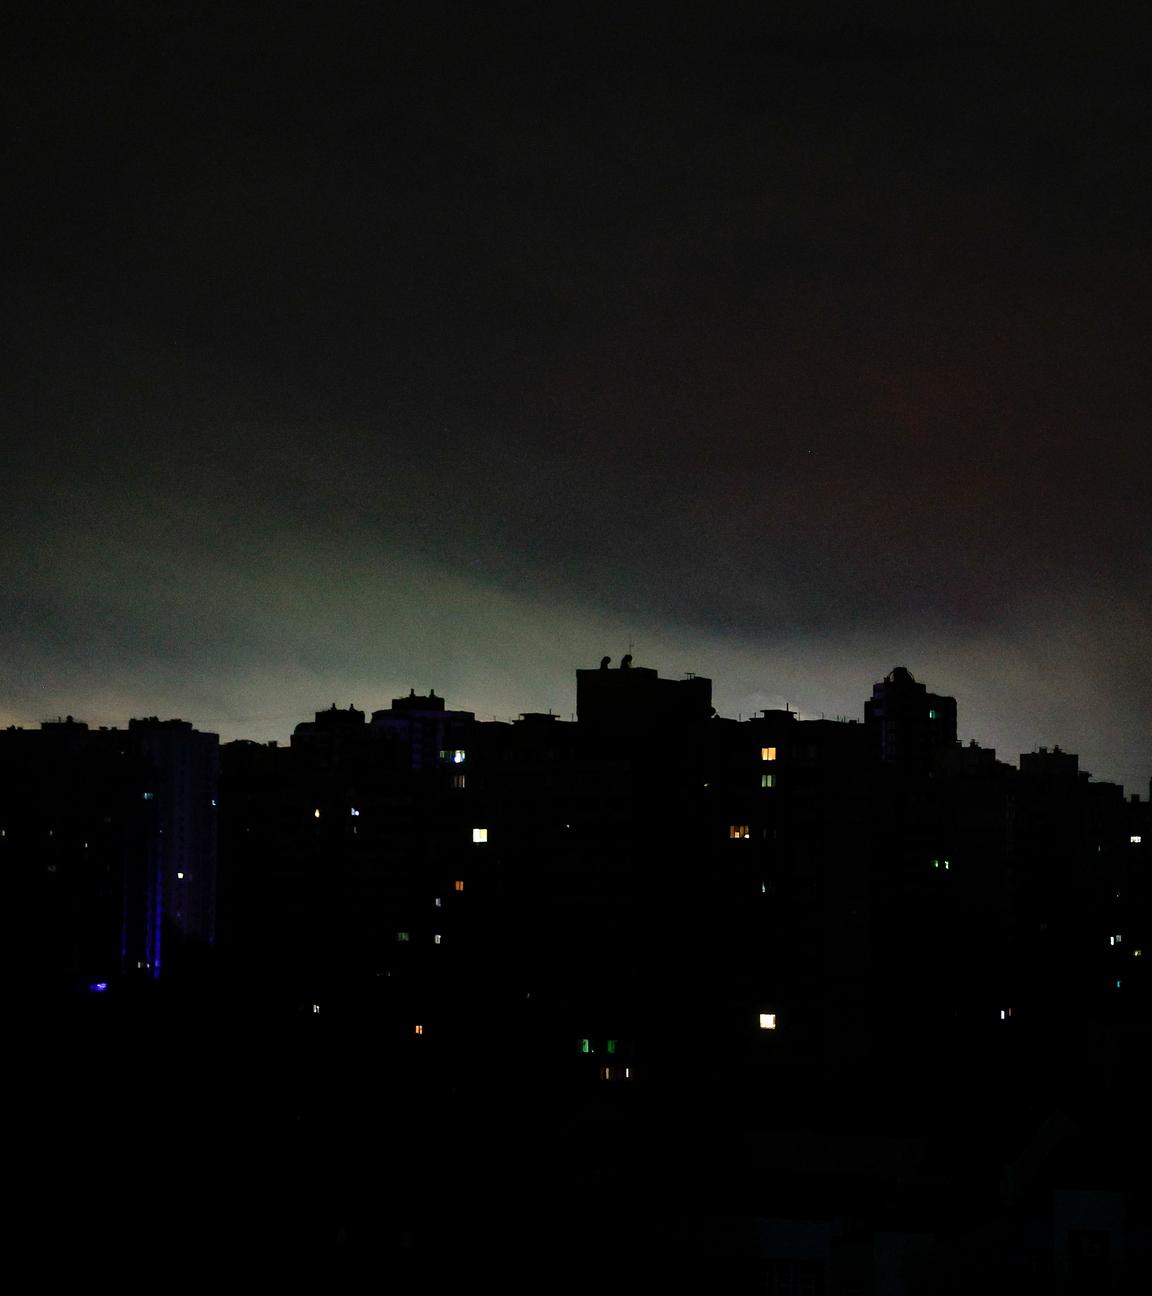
[176,872,184,879]
[472,827,488,843]
[312,1004,320,1014]
[143,792,154,801]
[759,1013,777,1030]
[729,825,750,840]
[435,897,442,908]
[350,807,360,816]
[434,934,442,945]
[441,749,466,764]
[1132,836,1143,844]
[453,774,466,789]
[313,808,320,818]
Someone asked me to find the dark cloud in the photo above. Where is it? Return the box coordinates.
[3,1,1149,792]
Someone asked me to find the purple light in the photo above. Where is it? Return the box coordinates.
[89,982,108,993]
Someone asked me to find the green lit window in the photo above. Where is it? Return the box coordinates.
[580,1039,590,1054]
[762,774,775,788]
[928,709,938,720]
[607,1039,617,1054]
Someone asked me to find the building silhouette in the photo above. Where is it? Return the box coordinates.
[10,661,1150,1289]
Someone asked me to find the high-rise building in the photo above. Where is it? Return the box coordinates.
[865,666,957,772]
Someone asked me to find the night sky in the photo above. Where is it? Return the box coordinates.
[4,1,1150,793]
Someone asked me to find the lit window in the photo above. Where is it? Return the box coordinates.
[313,808,320,819]
[397,931,409,942]
[759,1013,777,1030]
[929,709,938,720]
[761,747,777,761]
[350,807,360,816]
[472,827,488,843]
[580,1039,590,1053]
[1000,1008,1013,1019]
[1114,934,1122,944]
[440,749,466,764]
[454,879,464,892]
[435,897,442,907]
[143,792,154,801]
[601,1066,612,1080]
[414,1024,423,1035]
[312,1004,320,1014]
[453,774,466,789]
[176,872,184,879]
[1135,949,1143,958]
[762,774,775,789]
[1132,836,1143,844]
[434,934,441,945]
[729,825,750,840]
[607,1039,617,1054]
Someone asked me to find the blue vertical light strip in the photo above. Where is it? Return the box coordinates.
[120,866,130,974]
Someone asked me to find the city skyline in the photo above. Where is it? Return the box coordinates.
[5,649,1148,797]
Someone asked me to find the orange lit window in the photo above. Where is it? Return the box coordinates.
[761,747,776,761]
[414,1024,423,1035]
[729,825,751,840]
[454,879,464,892]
